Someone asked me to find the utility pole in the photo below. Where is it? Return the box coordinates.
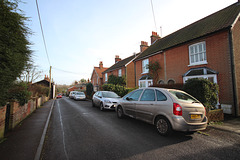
[49,66,52,99]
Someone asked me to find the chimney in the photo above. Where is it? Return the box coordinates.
[44,75,50,81]
[99,61,103,69]
[140,41,149,52]
[151,31,160,45]
[115,55,121,63]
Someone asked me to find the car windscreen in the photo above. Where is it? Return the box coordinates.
[76,92,84,95]
[102,92,119,98]
[169,90,199,103]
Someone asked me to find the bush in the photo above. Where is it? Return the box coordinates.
[28,84,49,97]
[8,82,31,106]
[102,84,135,97]
[108,75,126,86]
[86,83,94,99]
[183,78,219,110]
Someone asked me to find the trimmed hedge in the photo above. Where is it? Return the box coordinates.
[102,84,135,97]
[183,78,219,110]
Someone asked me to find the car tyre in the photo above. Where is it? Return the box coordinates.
[100,103,104,111]
[92,100,95,107]
[117,106,125,119]
[155,116,172,136]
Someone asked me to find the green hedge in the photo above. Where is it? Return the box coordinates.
[102,84,135,97]
[183,78,219,110]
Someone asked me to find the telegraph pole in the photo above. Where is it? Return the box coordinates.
[49,66,52,99]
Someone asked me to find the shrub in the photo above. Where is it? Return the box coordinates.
[183,78,219,110]
[108,75,126,86]
[8,82,31,106]
[102,84,135,97]
[86,83,94,99]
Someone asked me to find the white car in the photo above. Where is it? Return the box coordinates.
[74,92,86,101]
[69,91,78,99]
[92,91,121,111]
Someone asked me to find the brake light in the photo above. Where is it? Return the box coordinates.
[173,103,182,116]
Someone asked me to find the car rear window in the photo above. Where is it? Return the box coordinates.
[102,92,119,98]
[169,90,198,103]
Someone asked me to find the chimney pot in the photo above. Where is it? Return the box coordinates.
[99,61,103,69]
[115,55,121,63]
[151,31,160,45]
[140,41,149,52]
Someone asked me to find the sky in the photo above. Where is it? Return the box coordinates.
[18,0,237,85]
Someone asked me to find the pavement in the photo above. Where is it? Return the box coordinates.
[0,99,54,160]
[0,99,239,160]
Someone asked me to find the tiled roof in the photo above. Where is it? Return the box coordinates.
[94,67,108,78]
[135,2,240,61]
[103,54,139,73]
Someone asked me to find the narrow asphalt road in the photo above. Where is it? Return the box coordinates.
[41,97,240,160]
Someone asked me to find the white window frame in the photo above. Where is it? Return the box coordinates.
[138,80,153,88]
[142,59,149,74]
[189,42,207,66]
[105,73,108,81]
[118,69,122,77]
[183,74,217,84]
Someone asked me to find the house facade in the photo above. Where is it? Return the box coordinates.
[134,2,240,116]
[91,61,108,91]
[102,54,139,88]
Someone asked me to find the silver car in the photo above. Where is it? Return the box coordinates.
[92,91,121,111]
[116,87,208,136]
[74,92,86,101]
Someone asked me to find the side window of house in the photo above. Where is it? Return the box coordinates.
[118,69,122,77]
[142,59,149,73]
[127,89,143,101]
[156,90,167,101]
[189,42,206,65]
[140,89,155,101]
[105,73,108,81]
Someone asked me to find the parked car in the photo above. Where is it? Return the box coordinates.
[116,87,208,136]
[56,94,62,99]
[74,92,86,101]
[92,91,121,111]
[69,91,78,99]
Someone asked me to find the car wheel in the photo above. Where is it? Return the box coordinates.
[100,103,104,111]
[155,116,172,136]
[117,106,124,119]
[92,100,95,107]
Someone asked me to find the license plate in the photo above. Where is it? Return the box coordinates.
[191,114,201,119]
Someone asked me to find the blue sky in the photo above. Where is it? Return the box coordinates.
[19,0,237,85]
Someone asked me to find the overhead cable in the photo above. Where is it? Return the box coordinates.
[150,0,157,32]
[35,0,51,66]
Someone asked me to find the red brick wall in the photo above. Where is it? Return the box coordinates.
[0,106,6,139]
[232,17,240,115]
[126,62,135,88]
[135,30,235,108]
[91,71,99,86]
[103,66,126,83]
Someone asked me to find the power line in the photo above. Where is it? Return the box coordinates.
[150,0,157,32]
[35,0,51,66]
[52,67,88,75]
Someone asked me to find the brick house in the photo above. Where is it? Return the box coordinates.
[102,54,139,88]
[134,2,240,116]
[91,61,108,91]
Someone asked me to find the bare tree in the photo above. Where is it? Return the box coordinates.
[19,62,42,83]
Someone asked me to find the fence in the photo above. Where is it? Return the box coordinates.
[0,96,49,140]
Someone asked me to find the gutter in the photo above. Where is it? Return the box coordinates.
[228,28,238,117]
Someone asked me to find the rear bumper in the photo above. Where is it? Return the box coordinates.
[171,116,208,132]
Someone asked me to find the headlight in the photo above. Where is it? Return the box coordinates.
[104,100,111,103]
